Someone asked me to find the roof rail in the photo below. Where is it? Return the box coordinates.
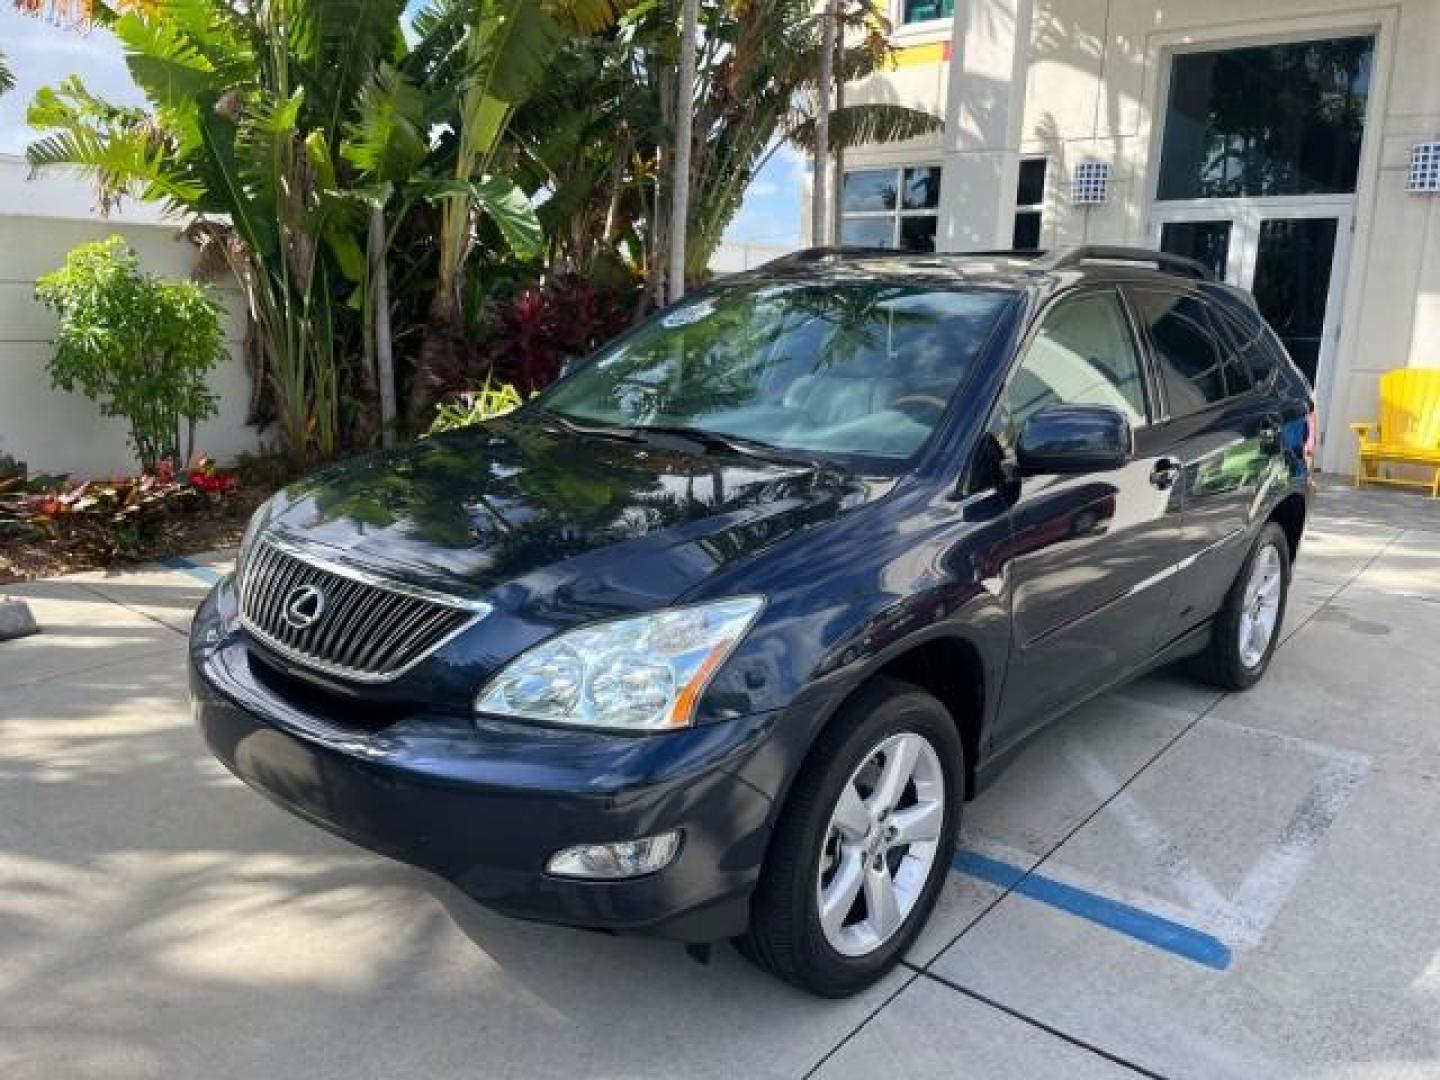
[755,246,901,271]
[1040,245,1211,281]
[750,245,1210,280]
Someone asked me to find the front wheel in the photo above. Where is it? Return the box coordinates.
[739,677,962,997]
[1192,522,1291,691]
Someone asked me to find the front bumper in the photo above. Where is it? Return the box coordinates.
[188,583,784,941]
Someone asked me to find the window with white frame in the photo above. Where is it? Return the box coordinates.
[1012,158,1046,250]
[899,0,953,26]
[839,166,941,251]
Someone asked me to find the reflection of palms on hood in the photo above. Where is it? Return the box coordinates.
[266,413,871,603]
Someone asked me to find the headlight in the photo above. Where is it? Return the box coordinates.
[234,496,274,579]
[476,597,763,732]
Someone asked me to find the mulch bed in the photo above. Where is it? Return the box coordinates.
[0,486,267,586]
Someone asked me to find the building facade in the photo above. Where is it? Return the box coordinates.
[820,0,1440,474]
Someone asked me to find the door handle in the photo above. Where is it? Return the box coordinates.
[1259,417,1283,454]
[1149,457,1182,491]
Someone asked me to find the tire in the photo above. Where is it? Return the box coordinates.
[1191,522,1291,691]
[739,676,963,997]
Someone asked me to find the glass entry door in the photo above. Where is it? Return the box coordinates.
[1250,217,1340,386]
[1154,202,1351,410]
[1148,33,1372,430]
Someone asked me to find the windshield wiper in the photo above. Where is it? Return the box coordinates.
[630,424,828,469]
[535,410,832,469]
[533,407,643,443]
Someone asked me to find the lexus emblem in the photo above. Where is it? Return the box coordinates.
[281,584,326,630]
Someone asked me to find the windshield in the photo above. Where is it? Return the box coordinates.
[539,279,1014,466]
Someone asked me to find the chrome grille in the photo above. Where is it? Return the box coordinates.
[238,536,489,683]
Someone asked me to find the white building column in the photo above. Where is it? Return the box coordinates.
[936,0,1034,251]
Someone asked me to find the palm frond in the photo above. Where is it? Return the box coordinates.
[286,0,408,137]
[111,10,222,118]
[468,0,568,111]
[423,175,542,257]
[26,126,203,207]
[0,51,14,98]
[547,0,628,37]
[342,62,428,180]
[788,103,944,152]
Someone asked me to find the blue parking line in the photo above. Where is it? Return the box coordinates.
[952,851,1232,971]
[159,555,223,585]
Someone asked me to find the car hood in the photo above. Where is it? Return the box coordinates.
[264,413,881,619]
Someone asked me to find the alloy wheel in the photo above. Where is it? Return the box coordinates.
[815,731,945,957]
[1238,543,1283,668]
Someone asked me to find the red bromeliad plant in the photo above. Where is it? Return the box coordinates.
[186,455,240,494]
[468,274,636,397]
[491,287,557,393]
[2,456,240,560]
[420,273,636,405]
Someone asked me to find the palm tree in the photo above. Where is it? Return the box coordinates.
[680,0,942,280]
[526,0,943,312]
[810,0,836,246]
[408,0,625,423]
[339,58,432,447]
[666,0,697,303]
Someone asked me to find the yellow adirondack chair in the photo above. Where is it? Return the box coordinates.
[1351,368,1440,497]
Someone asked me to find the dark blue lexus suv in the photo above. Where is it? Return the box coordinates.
[190,247,1314,996]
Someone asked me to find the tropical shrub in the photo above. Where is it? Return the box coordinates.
[425,272,635,403]
[5,457,240,560]
[23,0,625,460]
[428,378,526,433]
[35,236,226,473]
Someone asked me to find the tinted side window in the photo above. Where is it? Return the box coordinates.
[1216,304,1283,388]
[1008,291,1148,428]
[1131,290,1236,416]
[1216,307,1254,396]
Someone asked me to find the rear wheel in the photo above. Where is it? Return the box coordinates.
[1192,522,1290,691]
[739,677,962,997]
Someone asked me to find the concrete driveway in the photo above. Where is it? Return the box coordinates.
[2,484,1438,1079]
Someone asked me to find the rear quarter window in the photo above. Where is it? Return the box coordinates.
[1129,288,1253,416]
[1213,302,1286,389]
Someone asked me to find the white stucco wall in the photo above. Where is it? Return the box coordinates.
[831,0,1440,475]
[0,155,260,478]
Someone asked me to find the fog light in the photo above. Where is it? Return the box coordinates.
[546,831,682,879]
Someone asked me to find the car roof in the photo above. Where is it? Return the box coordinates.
[742,245,1256,308]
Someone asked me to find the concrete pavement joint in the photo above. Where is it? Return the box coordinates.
[918,969,1176,1080]
[72,580,190,639]
[1061,734,1233,920]
[800,968,923,1079]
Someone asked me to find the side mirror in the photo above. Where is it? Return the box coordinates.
[1016,404,1133,476]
